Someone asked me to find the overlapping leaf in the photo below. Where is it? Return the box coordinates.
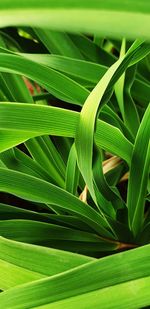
[75,41,148,206]
[0,244,149,308]
[0,237,93,290]
[0,103,133,163]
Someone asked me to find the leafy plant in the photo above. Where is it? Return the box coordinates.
[0,1,150,308]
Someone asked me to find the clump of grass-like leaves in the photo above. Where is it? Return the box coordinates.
[0,1,149,308]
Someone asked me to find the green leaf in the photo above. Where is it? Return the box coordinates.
[0,53,88,104]
[127,103,150,236]
[19,53,107,83]
[0,103,133,164]
[0,237,93,290]
[0,148,55,183]
[75,41,145,205]
[0,168,114,238]
[0,244,149,308]
[69,34,115,65]
[65,143,79,195]
[115,41,140,140]
[34,29,83,59]
[0,219,111,248]
[38,277,150,309]
[25,137,65,187]
[0,258,44,290]
[0,1,150,40]
[0,203,52,222]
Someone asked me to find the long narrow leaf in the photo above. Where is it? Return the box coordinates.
[0,103,133,164]
[0,1,150,40]
[127,103,150,236]
[0,244,149,308]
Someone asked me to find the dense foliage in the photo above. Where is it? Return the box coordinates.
[0,1,150,308]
